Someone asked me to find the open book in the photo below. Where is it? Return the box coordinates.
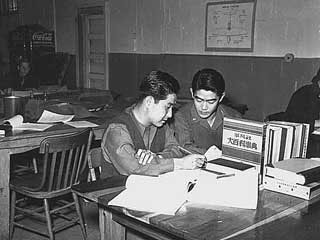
[108,168,258,215]
[37,110,74,123]
[5,115,53,131]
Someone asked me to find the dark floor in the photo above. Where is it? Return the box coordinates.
[12,201,100,240]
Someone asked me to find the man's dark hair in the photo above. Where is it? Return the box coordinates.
[191,68,225,97]
[137,70,180,103]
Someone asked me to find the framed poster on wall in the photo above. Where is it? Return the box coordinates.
[205,0,257,52]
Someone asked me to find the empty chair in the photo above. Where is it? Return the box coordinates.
[72,147,121,240]
[9,128,93,240]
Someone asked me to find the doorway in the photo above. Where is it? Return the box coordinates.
[77,4,109,89]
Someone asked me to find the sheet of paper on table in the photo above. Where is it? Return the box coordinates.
[37,110,74,123]
[64,121,98,128]
[5,114,53,131]
[313,127,320,135]
[108,168,259,215]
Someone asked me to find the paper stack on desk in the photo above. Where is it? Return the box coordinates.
[108,168,258,215]
[5,115,53,131]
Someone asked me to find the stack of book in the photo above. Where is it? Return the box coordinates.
[208,117,311,185]
[263,121,309,166]
[263,158,320,200]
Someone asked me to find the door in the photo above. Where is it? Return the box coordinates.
[78,5,109,89]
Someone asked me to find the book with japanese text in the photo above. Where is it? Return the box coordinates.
[219,116,267,176]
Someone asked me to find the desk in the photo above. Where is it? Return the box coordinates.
[93,185,320,240]
[0,124,106,240]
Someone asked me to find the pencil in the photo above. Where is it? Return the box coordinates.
[216,173,235,179]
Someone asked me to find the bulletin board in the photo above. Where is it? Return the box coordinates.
[205,0,257,52]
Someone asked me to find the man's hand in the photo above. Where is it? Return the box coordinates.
[135,149,156,165]
[175,154,206,170]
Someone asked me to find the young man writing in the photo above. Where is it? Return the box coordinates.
[101,70,206,176]
[173,68,241,159]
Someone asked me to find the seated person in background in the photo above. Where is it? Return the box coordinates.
[101,70,206,176]
[285,67,320,133]
[285,67,320,158]
[3,58,39,92]
[173,68,241,158]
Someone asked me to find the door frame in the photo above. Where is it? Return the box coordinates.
[76,2,109,89]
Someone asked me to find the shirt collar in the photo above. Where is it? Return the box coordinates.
[190,103,224,130]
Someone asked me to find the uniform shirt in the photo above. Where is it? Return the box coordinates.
[173,102,242,153]
[101,105,183,176]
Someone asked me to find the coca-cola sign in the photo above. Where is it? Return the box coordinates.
[32,31,54,45]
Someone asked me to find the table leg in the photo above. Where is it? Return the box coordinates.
[0,149,10,240]
[99,208,105,240]
[102,208,125,240]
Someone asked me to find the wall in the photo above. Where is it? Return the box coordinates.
[0,0,54,84]
[53,0,320,121]
[55,0,104,53]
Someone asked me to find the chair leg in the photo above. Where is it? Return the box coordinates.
[44,198,55,240]
[9,190,17,240]
[73,192,87,240]
[32,157,38,173]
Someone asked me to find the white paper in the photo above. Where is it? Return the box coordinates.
[108,168,258,215]
[37,110,74,123]
[205,145,222,160]
[12,90,32,97]
[5,114,53,131]
[64,121,98,128]
[108,170,199,215]
[187,168,258,209]
[313,127,320,135]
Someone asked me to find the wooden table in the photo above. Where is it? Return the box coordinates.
[94,185,320,240]
[0,124,106,240]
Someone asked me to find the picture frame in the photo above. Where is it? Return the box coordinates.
[205,0,257,52]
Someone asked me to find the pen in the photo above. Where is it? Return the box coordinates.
[216,173,235,179]
[177,146,193,155]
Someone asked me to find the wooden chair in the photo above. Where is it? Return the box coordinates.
[9,128,93,240]
[72,147,122,240]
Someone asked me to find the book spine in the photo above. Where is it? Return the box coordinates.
[259,125,268,177]
[264,166,305,185]
[278,127,287,161]
[298,165,320,185]
[301,124,310,158]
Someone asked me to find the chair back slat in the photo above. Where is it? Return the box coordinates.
[63,148,73,188]
[47,151,58,191]
[32,128,93,192]
[75,145,86,183]
[71,147,81,185]
[56,150,66,189]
